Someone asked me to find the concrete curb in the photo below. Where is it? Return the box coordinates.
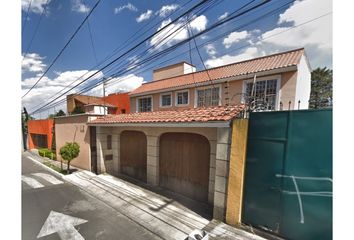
[26,154,65,180]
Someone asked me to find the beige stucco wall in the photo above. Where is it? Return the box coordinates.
[55,115,92,170]
[153,62,195,81]
[131,71,299,112]
[281,71,298,109]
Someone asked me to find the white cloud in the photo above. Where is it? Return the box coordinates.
[21,0,51,14]
[136,10,153,23]
[114,3,138,14]
[206,0,332,69]
[261,0,332,51]
[205,44,217,58]
[22,53,46,73]
[218,12,228,21]
[71,0,90,13]
[156,4,179,17]
[22,70,104,114]
[189,15,207,32]
[223,31,251,48]
[150,15,207,49]
[205,47,261,68]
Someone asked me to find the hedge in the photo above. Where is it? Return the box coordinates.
[38,148,56,160]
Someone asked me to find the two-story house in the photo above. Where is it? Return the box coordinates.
[87,48,311,221]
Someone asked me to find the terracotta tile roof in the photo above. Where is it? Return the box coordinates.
[89,105,245,124]
[130,48,304,95]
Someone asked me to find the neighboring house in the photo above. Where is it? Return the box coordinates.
[67,92,130,115]
[54,93,130,170]
[54,114,101,171]
[27,119,54,150]
[130,48,311,112]
[80,48,311,221]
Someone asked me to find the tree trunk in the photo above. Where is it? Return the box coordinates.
[67,161,70,174]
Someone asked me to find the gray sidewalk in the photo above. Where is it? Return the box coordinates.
[65,171,266,240]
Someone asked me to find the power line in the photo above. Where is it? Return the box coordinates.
[22,0,50,59]
[83,0,98,64]
[26,0,194,112]
[28,0,218,114]
[22,0,102,99]
[31,1,293,114]
[40,3,330,114]
[29,0,273,114]
[22,0,33,35]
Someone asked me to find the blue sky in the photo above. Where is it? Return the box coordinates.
[21,0,332,117]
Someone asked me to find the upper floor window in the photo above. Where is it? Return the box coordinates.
[160,93,172,107]
[197,87,220,107]
[138,97,152,112]
[245,79,278,110]
[176,91,189,105]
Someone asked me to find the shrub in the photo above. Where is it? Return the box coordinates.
[38,148,56,160]
[59,142,80,174]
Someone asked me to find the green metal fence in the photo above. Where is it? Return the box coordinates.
[242,109,332,240]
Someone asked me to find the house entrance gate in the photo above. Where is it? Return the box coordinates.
[242,109,332,240]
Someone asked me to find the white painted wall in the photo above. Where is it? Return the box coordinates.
[93,106,107,115]
[183,62,196,74]
[295,54,311,109]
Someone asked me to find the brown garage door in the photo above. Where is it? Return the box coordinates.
[120,131,147,182]
[159,133,210,203]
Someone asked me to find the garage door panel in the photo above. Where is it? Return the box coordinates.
[159,133,210,203]
[120,131,147,182]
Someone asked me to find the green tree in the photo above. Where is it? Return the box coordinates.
[48,109,66,119]
[59,142,80,174]
[71,106,85,115]
[309,67,333,109]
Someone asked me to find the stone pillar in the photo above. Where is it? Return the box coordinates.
[208,140,217,204]
[146,135,159,186]
[213,127,231,221]
[96,126,106,174]
[112,133,119,175]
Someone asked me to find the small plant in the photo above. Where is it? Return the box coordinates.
[38,148,56,160]
[59,142,80,174]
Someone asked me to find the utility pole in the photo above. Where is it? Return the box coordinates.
[22,107,29,151]
[103,77,107,115]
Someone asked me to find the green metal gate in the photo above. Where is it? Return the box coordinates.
[242,109,332,240]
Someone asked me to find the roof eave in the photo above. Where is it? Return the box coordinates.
[87,120,231,128]
[130,65,298,97]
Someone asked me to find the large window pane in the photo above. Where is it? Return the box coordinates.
[245,79,277,110]
[138,97,152,112]
[197,87,219,107]
[177,91,188,105]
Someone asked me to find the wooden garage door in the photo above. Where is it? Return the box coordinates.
[159,133,210,203]
[120,131,147,182]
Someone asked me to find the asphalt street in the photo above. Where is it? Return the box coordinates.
[22,155,161,240]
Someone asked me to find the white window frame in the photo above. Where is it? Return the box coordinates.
[159,92,173,108]
[175,90,189,106]
[242,75,281,110]
[136,95,153,112]
[194,84,222,108]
